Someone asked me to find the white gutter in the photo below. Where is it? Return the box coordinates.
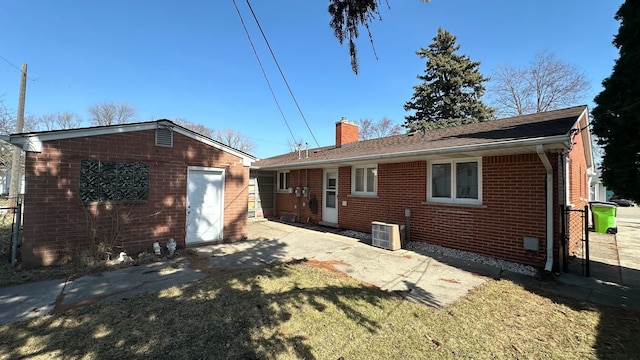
[537,144,554,272]
[257,134,571,170]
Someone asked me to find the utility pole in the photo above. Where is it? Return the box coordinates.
[8,63,27,209]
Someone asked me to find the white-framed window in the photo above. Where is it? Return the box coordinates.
[277,171,290,192]
[427,158,482,205]
[352,165,377,195]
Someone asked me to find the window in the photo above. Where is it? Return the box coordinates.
[80,160,149,203]
[277,171,290,192]
[352,165,377,195]
[428,158,481,204]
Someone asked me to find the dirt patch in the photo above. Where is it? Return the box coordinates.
[305,259,351,277]
[440,278,461,284]
[183,250,234,278]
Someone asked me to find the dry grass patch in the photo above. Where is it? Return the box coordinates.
[0,262,638,359]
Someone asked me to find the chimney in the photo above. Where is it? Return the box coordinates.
[335,117,359,147]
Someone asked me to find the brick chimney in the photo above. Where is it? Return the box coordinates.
[335,117,359,147]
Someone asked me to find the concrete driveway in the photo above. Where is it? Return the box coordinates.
[192,220,499,308]
[615,206,640,287]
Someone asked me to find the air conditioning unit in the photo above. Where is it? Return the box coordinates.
[371,221,403,250]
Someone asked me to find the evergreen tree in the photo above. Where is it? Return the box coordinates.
[591,0,640,203]
[403,28,494,131]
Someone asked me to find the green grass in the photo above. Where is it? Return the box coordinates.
[1,261,638,359]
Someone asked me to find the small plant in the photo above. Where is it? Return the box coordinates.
[81,203,134,263]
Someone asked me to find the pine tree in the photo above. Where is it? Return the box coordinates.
[404,28,494,131]
[591,0,640,203]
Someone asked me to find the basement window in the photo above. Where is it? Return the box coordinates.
[80,160,149,203]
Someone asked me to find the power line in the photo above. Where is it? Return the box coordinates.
[244,0,322,149]
[231,0,297,144]
[0,55,22,73]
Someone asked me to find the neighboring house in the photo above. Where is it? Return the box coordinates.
[589,172,608,203]
[253,106,593,272]
[2,120,254,267]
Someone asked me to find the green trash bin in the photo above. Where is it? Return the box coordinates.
[590,202,617,234]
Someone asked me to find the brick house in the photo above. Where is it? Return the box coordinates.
[3,120,254,267]
[252,106,593,272]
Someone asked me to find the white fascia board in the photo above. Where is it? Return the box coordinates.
[7,121,257,164]
[255,134,571,170]
[170,127,256,164]
[577,107,594,169]
[8,122,159,145]
[9,121,158,147]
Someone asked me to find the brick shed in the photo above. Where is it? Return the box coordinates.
[253,106,594,272]
[3,120,254,267]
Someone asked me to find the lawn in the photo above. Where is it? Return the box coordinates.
[1,261,638,359]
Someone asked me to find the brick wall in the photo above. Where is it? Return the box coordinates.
[274,153,562,268]
[22,129,249,267]
[566,124,590,255]
[275,169,324,223]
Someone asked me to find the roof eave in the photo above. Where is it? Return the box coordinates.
[2,120,256,164]
[254,134,571,170]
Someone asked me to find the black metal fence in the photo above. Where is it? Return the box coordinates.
[560,205,590,276]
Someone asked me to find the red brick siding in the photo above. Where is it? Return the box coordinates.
[275,153,562,268]
[275,169,324,223]
[22,129,249,267]
[566,125,589,255]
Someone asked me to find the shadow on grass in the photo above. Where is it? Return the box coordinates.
[512,274,640,359]
[0,260,388,359]
[410,246,640,359]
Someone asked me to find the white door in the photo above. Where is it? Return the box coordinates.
[323,169,338,224]
[186,167,225,245]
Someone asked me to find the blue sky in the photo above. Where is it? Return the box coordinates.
[0,0,623,158]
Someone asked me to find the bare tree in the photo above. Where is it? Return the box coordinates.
[0,100,15,175]
[88,102,136,126]
[357,118,375,140]
[530,51,590,113]
[358,117,402,140]
[213,128,255,154]
[36,112,82,131]
[489,51,591,117]
[173,118,213,138]
[171,118,254,153]
[490,65,531,117]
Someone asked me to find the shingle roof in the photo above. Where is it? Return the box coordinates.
[254,106,587,168]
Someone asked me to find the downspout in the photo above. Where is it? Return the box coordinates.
[537,145,554,272]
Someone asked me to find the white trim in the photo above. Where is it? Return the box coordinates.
[4,120,256,164]
[255,134,570,170]
[427,157,482,205]
[276,171,290,192]
[322,168,339,224]
[565,156,571,205]
[351,164,377,196]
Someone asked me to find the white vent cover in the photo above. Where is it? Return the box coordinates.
[156,127,173,147]
[371,221,402,250]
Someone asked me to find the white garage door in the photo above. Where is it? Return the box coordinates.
[186,167,225,245]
